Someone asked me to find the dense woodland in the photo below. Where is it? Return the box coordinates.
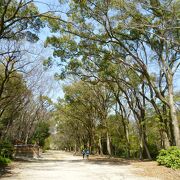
[0,0,180,162]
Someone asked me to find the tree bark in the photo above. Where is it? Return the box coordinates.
[98,136,103,155]
[121,117,130,158]
[74,143,77,154]
[168,74,180,147]
[106,131,111,156]
[139,133,143,160]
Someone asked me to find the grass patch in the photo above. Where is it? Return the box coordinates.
[0,156,11,166]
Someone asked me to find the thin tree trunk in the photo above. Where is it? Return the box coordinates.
[139,132,143,160]
[118,102,130,158]
[98,136,103,155]
[126,127,130,158]
[141,83,152,160]
[121,117,130,158]
[142,122,152,160]
[122,118,130,158]
[143,133,152,160]
[74,143,77,154]
[138,109,152,160]
[106,131,111,156]
[139,127,152,160]
[162,104,173,147]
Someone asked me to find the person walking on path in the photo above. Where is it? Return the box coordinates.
[85,149,90,159]
[82,149,85,159]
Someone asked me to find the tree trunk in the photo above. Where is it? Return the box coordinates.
[163,131,171,148]
[169,117,176,146]
[74,143,77,154]
[162,104,173,147]
[139,128,152,160]
[121,118,130,158]
[106,131,111,156]
[121,117,130,158]
[98,136,103,155]
[125,127,130,158]
[138,108,152,160]
[25,134,29,145]
[139,133,143,160]
[143,134,152,160]
[168,74,180,147]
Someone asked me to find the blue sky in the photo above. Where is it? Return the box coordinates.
[32,0,66,102]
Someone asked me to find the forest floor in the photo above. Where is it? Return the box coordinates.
[0,150,180,180]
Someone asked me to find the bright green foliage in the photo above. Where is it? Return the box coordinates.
[0,68,30,139]
[31,122,50,147]
[43,137,51,151]
[157,146,180,169]
[0,156,11,166]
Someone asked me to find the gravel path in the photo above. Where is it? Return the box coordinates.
[1,151,158,180]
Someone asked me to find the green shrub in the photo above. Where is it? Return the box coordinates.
[43,137,51,151]
[156,146,180,169]
[0,140,14,158]
[30,122,50,147]
[0,156,11,166]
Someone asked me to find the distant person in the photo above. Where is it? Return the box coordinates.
[86,149,90,159]
[82,149,85,159]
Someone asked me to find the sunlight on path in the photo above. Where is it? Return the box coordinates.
[1,151,159,180]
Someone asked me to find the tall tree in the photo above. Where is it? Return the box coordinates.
[46,0,180,146]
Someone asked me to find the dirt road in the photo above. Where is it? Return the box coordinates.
[1,151,159,180]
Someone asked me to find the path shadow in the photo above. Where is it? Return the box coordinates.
[0,165,13,177]
[88,158,131,166]
[13,157,131,166]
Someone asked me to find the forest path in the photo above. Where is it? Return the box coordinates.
[1,150,159,180]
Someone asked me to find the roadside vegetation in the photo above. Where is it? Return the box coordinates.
[0,0,53,162]
[0,156,11,166]
[157,146,180,169]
